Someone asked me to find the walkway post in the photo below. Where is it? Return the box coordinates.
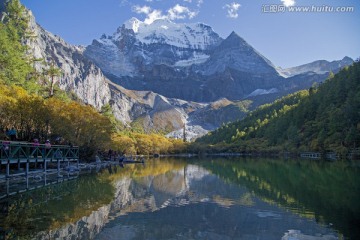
[6,179,9,196]
[26,159,29,189]
[26,173,29,189]
[6,162,10,179]
[26,159,29,177]
[57,159,61,177]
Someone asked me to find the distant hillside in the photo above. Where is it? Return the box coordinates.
[196,61,360,155]
[278,57,353,77]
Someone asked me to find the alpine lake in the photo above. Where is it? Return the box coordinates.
[0,157,359,240]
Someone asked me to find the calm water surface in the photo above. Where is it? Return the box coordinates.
[0,157,359,240]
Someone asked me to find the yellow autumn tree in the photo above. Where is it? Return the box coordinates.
[111,133,137,155]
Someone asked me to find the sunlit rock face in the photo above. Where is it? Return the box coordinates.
[26,10,111,110]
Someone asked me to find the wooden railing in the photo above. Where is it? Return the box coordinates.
[0,140,79,179]
[0,140,79,161]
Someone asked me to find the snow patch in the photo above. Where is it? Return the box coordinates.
[174,52,210,67]
[282,230,338,240]
[166,124,209,142]
[124,17,141,33]
[98,38,117,48]
[247,88,278,98]
[256,211,281,219]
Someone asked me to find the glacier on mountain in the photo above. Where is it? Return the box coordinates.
[174,52,210,67]
[121,18,222,50]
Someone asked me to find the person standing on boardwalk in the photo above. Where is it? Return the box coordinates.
[108,149,113,161]
[32,138,40,146]
[2,137,10,157]
[7,127,17,141]
[44,139,51,157]
[45,139,51,148]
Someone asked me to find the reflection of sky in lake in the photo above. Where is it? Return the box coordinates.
[33,161,340,240]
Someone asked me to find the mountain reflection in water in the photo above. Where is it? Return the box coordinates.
[0,158,359,240]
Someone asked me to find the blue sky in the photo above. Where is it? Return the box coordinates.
[21,0,360,68]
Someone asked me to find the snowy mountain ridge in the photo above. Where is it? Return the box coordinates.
[120,17,222,50]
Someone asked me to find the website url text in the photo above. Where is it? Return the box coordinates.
[262,5,355,13]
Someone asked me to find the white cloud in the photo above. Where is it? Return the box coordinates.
[132,4,197,24]
[168,4,197,20]
[223,2,241,19]
[145,9,166,24]
[183,0,203,8]
[132,5,166,24]
[281,0,295,7]
[132,5,152,14]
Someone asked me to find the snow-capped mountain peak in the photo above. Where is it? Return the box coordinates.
[119,18,222,50]
[85,18,223,78]
[124,17,142,33]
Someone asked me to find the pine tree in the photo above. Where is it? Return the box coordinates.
[43,60,62,97]
[0,0,34,88]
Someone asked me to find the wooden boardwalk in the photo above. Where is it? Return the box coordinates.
[1,140,79,179]
[0,140,80,199]
[300,151,338,160]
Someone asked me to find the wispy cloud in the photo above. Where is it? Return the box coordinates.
[119,0,130,7]
[183,0,204,7]
[223,2,241,19]
[133,5,166,24]
[168,4,197,20]
[281,0,296,7]
[132,4,198,24]
[133,5,152,14]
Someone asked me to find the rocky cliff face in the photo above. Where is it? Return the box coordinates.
[199,31,278,76]
[26,10,111,110]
